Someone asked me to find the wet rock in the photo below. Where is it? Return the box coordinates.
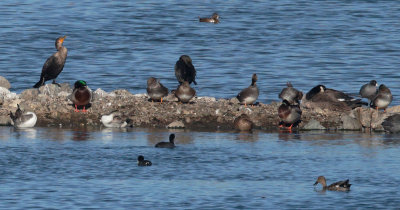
[340,114,362,130]
[353,107,388,129]
[0,115,11,126]
[167,121,185,128]
[20,89,40,101]
[302,119,326,130]
[0,76,11,89]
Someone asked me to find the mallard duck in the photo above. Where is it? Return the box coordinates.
[382,114,400,133]
[71,80,92,112]
[9,104,37,128]
[359,80,378,102]
[33,36,67,88]
[199,13,220,23]
[279,82,303,105]
[175,55,197,85]
[175,81,196,103]
[146,77,169,103]
[155,134,176,148]
[234,114,253,131]
[305,85,367,111]
[278,100,302,130]
[314,176,351,191]
[370,84,392,111]
[100,112,129,128]
[237,74,259,106]
[137,155,152,166]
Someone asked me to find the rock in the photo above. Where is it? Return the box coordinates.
[92,88,109,101]
[302,119,326,130]
[163,93,178,102]
[0,96,3,105]
[0,76,11,89]
[0,115,11,126]
[229,97,239,104]
[353,107,388,129]
[167,121,185,128]
[20,89,39,101]
[196,96,216,103]
[111,89,133,98]
[340,114,362,130]
[38,83,72,96]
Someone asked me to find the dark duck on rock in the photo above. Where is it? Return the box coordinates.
[237,74,259,106]
[175,81,196,103]
[175,55,197,85]
[278,100,302,130]
[314,176,351,192]
[33,36,67,88]
[155,134,176,148]
[279,82,303,105]
[370,84,392,111]
[146,77,169,103]
[359,80,378,102]
[71,80,92,112]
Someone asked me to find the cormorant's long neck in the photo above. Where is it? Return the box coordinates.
[251,80,256,86]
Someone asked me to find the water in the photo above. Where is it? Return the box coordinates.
[0,127,399,209]
[1,1,400,104]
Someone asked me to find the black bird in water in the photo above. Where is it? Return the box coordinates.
[155,134,176,148]
[33,36,68,88]
[137,155,152,166]
[175,55,197,85]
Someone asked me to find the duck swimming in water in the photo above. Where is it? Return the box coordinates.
[175,55,197,85]
[33,36,67,88]
[9,104,37,128]
[137,155,152,166]
[71,80,92,112]
[370,84,392,111]
[279,82,303,105]
[155,134,176,148]
[234,114,253,131]
[314,176,351,192]
[147,77,169,103]
[199,13,220,24]
[237,74,259,106]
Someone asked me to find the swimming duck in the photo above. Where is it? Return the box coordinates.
[304,85,367,111]
[33,36,67,88]
[71,80,92,112]
[237,74,259,106]
[382,114,400,133]
[147,77,169,103]
[314,176,351,191]
[359,80,378,102]
[199,13,220,24]
[100,112,130,128]
[234,114,253,131]
[9,104,37,128]
[279,82,303,105]
[370,84,392,111]
[137,155,152,166]
[278,100,302,130]
[175,55,197,85]
[155,133,176,148]
[175,81,196,103]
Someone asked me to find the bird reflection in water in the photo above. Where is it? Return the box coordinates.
[72,129,91,141]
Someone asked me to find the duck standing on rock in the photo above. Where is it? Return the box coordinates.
[100,112,130,128]
[314,176,351,191]
[147,77,169,103]
[370,84,392,111]
[359,80,378,102]
[33,36,68,88]
[71,80,92,112]
[175,55,197,85]
[9,104,37,128]
[199,13,220,24]
[155,134,176,148]
[279,82,303,105]
[278,100,302,130]
[175,81,196,103]
[237,74,259,106]
[234,114,253,131]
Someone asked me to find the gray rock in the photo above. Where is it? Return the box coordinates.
[0,115,11,126]
[20,89,39,101]
[167,120,185,128]
[38,83,72,96]
[302,119,326,130]
[340,114,362,130]
[0,96,3,105]
[352,107,388,129]
[229,97,239,104]
[0,76,11,89]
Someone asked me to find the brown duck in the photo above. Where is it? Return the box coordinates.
[234,114,253,131]
[175,81,196,103]
[314,176,351,191]
[147,77,169,103]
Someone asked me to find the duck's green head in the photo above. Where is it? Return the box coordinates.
[74,80,87,89]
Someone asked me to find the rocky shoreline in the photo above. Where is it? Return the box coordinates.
[0,77,398,132]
